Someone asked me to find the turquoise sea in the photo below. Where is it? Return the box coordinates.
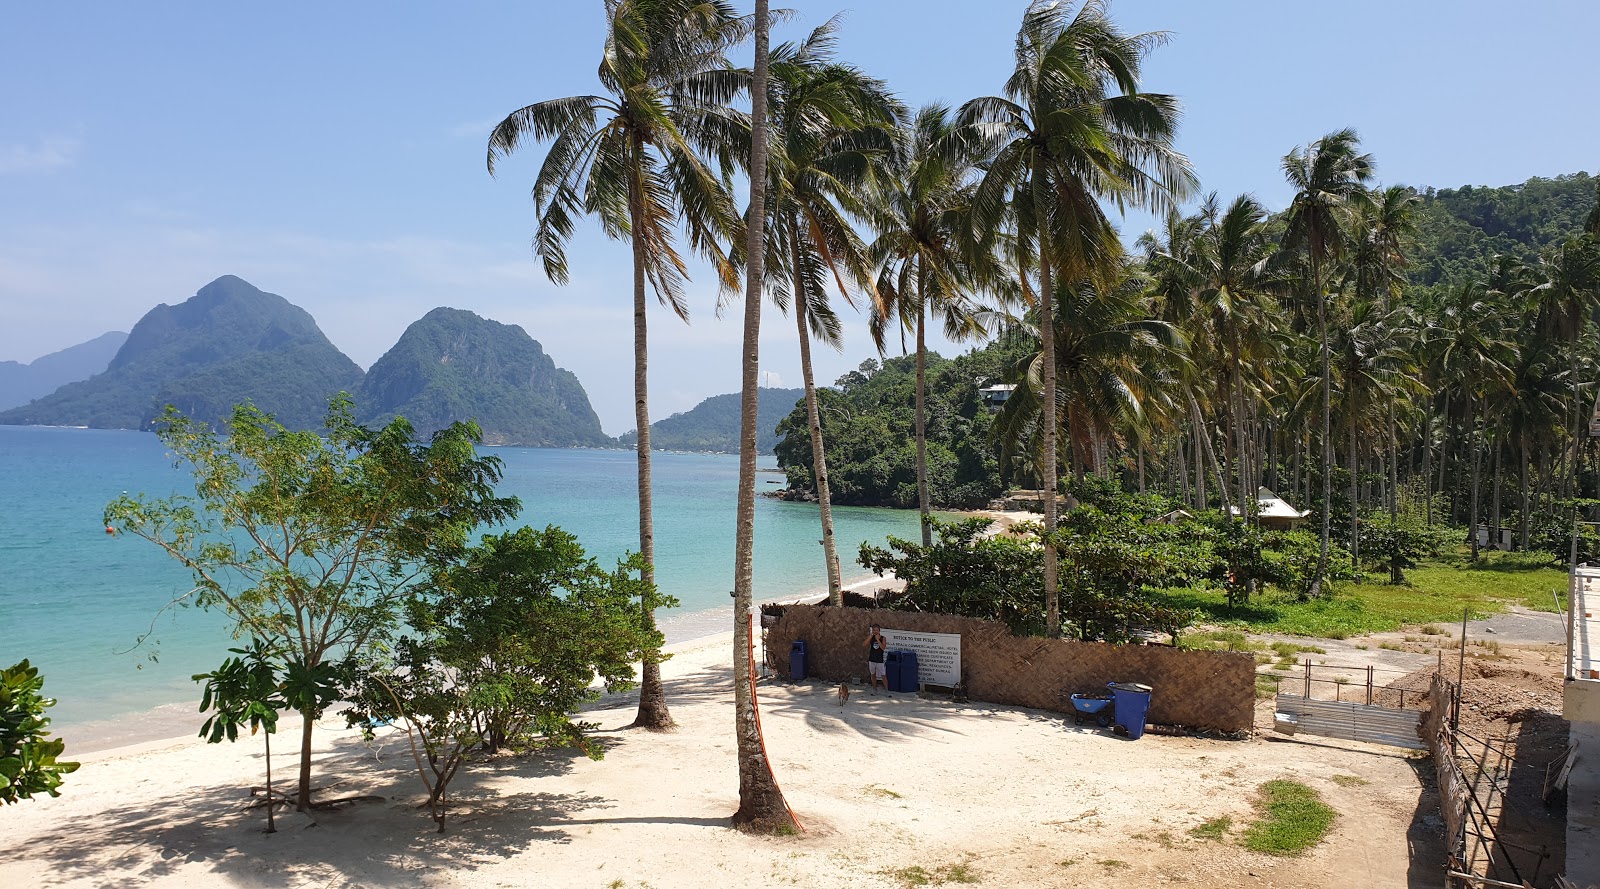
[0,425,925,749]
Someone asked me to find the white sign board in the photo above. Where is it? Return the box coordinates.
[883,629,962,688]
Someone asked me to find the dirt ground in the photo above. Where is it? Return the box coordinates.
[7,632,1453,889]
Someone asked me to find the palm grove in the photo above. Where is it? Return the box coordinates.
[5,0,1589,836]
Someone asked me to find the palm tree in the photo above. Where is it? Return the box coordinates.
[1347,185,1421,556]
[1280,128,1373,597]
[868,104,993,547]
[994,270,1184,493]
[962,0,1193,636]
[488,0,747,730]
[753,19,902,603]
[1526,237,1600,510]
[730,0,796,833]
[1426,282,1516,561]
[1331,300,1422,574]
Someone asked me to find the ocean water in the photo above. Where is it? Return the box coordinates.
[0,426,925,746]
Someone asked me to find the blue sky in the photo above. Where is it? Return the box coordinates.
[3,1,1596,434]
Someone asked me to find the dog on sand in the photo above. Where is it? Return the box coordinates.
[837,681,851,705]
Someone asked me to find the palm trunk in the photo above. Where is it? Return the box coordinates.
[629,151,672,731]
[1469,399,1482,562]
[1491,439,1503,550]
[1520,437,1532,551]
[1349,421,1359,573]
[1309,253,1334,598]
[791,230,842,604]
[914,266,933,547]
[1388,402,1403,583]
[1034,162,1060,639]
[1190,394,1232,520]
[731,2,795,831]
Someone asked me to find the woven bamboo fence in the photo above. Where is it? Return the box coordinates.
[765,605,1256,734]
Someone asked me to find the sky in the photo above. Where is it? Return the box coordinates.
[2,1,1596,435]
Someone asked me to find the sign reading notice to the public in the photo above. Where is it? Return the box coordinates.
[883,629,961,688]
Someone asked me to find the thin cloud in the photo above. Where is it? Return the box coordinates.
[0,137,81,174]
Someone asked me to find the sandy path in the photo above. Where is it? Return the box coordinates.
[5,634,1441,888]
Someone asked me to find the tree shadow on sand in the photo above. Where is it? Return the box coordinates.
[29,735,615,888]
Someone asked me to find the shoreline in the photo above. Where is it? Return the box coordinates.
[63,570,905,759]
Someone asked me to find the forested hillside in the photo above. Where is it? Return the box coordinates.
[618,388,804,454]
[358,307,610,448]
[774,341,1029,509]
[1407,172,1596,287]
[0,276,363,431]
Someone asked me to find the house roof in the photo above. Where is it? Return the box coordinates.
[1230,487,1311,521]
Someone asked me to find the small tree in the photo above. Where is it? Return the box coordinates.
[106,397,517,811]
[193,638,288,831]
[346,526,673,832]
[0,660,79,804]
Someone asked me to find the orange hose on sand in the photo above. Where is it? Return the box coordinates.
[748,618,802,833]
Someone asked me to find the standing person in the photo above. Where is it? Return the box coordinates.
[865,624,888,693]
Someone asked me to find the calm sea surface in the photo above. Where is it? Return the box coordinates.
[0,426,923,746]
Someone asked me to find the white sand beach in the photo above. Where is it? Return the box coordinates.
[6,623,1439,889]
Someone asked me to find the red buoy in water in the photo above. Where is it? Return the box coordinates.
[105,526,115,535]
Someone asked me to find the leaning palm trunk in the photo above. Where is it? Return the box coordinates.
[732,0,796,831]
[629,165,672,731]
[792,280,843,605]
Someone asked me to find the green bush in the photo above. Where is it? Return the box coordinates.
[1,660,79,804]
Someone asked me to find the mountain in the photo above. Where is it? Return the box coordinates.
[619,387,806,454]
[0,276,363,431]
[357,307,609,448]
[0,331,128,411]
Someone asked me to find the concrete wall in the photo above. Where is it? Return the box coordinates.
[765,605,1257,734]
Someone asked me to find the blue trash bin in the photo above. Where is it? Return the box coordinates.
[789,640,808,681]
[899,650,920,692]
[883,650,906,691]
[1107,681,1152,739]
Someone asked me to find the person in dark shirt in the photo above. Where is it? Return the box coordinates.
[865,624,888,693]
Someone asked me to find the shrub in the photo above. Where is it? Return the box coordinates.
[0,660,79,804]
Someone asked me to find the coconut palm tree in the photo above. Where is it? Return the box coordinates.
[867,104,994,547]
[1347,185,1421,549]
[487,0,747,730]
[1426,282,1517,561]
[1280,128,1374,597]
[1525,237,1600,507]
[993,268,1185,490]
[730,0,796,833]
[751,19,902,603]
[961,0,1193,636]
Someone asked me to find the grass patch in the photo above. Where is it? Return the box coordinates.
[1255,673,1285,699]
[1178,629,1266,653]
[887,862,979,886]
[867,784,903,799]
[1154,550,1566,640]
[1241,780,1337,856]
[1331,774,1369,788]
[1189,816,1232,840]
[1100,860,1130,869]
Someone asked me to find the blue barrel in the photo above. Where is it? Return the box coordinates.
[1108,682,1152,739]
[789,640,808,680]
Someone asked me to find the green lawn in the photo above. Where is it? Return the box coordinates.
[1154,550,1568,640]
[1241,780,1337,856]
